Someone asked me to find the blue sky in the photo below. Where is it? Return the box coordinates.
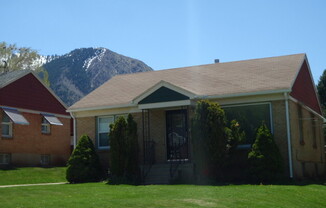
[2,0,326,83]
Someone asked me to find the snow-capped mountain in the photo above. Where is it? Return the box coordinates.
[42,47,153,106]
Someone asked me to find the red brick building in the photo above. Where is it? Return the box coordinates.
[0,70,71,166]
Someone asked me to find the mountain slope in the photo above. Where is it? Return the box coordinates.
[43,48,153,106]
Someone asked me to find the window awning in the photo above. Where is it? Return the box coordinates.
[2,107,29,125]
[42,114,63,126]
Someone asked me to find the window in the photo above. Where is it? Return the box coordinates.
[41,114,63,134]
[97,116,114,149]
[41,117,51,134]
[2,113,12,138]
[0,153,10,165]
[40,154,50,165]
[223,103,272,145]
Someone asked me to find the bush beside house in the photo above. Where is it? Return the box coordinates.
[109,114,140,184]
[66,135,102,183]
[191,100,245,182]
[248,123,283,183]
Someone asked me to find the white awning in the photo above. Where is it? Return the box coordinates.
[2,107,29,125]
[42,114,63,126]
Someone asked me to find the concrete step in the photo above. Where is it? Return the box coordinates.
[143,163,194,185]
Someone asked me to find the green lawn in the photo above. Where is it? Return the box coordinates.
[0,167,67,185]
[0,183,325,208]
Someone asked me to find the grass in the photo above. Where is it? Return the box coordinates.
[0,167,67,185]
[0,183,326,207]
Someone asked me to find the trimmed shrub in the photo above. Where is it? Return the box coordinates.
[248,122,283,183]
[66,134,102,183]
[109,114,140,184]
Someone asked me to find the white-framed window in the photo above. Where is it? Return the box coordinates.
[97,116,115,149]
[2,113,13,138]
[0,153,11,165]
[41,117,51,134]
[40,154,50,165]
[223,102,273,146]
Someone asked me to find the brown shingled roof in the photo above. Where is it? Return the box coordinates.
[69,53,306,111]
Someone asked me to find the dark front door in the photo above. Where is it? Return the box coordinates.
[166,109,188,160]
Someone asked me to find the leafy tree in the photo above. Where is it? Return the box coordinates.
[317,69,326,110]
[248,123,283,183]
[0,42,50,86]
[191,100,244,181]
[109,114,140,184]
[66,134,102,183]
[317,70,326,146]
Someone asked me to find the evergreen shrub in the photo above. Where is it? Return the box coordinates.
[66,134,102,183]
[109,114,140,184]
[248,122,283,183]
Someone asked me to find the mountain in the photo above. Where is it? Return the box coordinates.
[43,48,153,106]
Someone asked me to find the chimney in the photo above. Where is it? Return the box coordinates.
[214,59,219,63]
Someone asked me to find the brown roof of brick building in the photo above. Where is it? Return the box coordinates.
[69,53,306,111]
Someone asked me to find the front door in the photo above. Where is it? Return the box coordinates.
[166,109,188,160]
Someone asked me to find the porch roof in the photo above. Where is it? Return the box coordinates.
[68,53,306,111]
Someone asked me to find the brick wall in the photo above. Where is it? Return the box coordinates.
[0,111,71,166]
[289,101,326,178]
[271,100,290,177]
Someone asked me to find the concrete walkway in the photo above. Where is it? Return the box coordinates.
[0,182,67,188]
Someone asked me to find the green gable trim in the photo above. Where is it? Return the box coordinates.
[139,87,189,104]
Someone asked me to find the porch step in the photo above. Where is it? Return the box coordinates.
[144,163,170,185]
[143,163,194,185]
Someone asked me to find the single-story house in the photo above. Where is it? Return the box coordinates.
[68,53,326,183]
[0,70,71,166]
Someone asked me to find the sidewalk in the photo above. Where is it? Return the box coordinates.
[0,182,67,188]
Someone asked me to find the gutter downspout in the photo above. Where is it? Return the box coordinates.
[70,112,77,149]
[284,92,294,178]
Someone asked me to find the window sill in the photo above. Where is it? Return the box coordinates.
[41,132,51,135]
[236,144,252,149]
[1,136,13,140]
[97,147,110,152]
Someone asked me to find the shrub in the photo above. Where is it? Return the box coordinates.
[248,122,283,183]
[66,134,102,183]
[109,114,140,184]
[191,100,244,182]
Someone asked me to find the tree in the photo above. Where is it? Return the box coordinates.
[317,69,326,112]
[0,42,50,86]
[66,134,102,183]
[191,100,244,181]
[248,123,283,183]
[109,114,140,184]
[125,114,140,182]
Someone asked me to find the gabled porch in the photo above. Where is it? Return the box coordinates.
[132,81,196,184]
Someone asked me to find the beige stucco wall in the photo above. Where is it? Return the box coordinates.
[289,100,326,178]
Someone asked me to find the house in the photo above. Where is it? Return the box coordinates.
[68,53,326,183]
[0,70,71,166]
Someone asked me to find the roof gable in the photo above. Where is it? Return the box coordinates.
[139,87,189,104]
[0,72,68,115]
[133,80,195,105]
[290,58,322,114]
